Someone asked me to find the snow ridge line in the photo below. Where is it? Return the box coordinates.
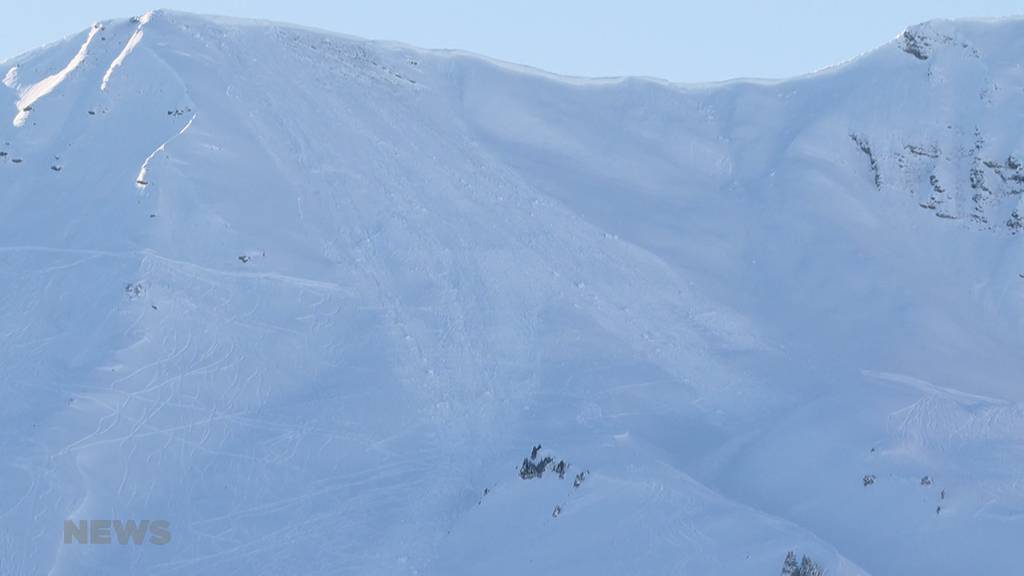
[100,11,153,91]
[12,23,103,127]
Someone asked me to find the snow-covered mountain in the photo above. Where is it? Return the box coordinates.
[1,10,1022,575]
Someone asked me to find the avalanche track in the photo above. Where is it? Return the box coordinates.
[0,10,1022,576]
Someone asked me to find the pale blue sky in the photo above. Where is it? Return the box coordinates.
[5,0,1024,82]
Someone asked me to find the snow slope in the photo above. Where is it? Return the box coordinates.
[0,11,1022,575]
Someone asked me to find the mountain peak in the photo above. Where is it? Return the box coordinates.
[897,15,1024,61]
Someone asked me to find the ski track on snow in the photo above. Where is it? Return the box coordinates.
[862,369,1009,406]
[0,245,350,293]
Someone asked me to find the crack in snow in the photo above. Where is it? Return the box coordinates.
[12,24,102,127]
[100,11,153,91]
[136,113,196,189]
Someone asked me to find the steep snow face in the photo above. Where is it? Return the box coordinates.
[11,23,103,126]
[100,11,153,92]
[855,19,1024,232]
[0,11,1022,576]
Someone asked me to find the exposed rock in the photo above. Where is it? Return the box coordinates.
[901,29,931,60]
[905,144,939,158]
[851,134,881,189]
[1007,210,1022,233]
[519,456,553,480]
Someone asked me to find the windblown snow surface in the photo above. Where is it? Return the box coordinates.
[0,11,1022,575]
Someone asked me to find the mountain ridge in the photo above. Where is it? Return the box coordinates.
[7,10,1024,89]
[6,10,1024,236]
[0,10,1022,576]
